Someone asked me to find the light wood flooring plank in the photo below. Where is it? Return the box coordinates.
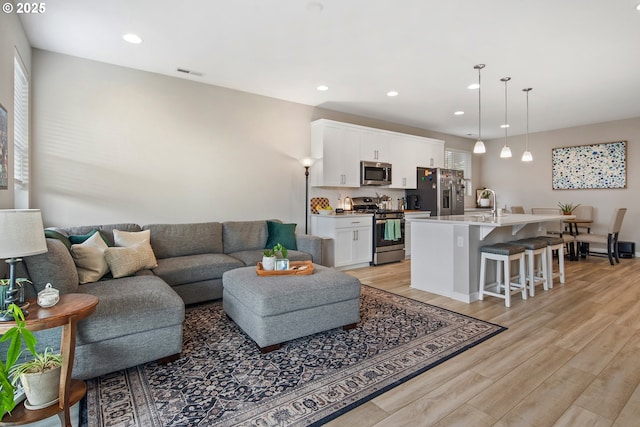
[551,405,612,427]
[333,256,640,426]
[469,345,575,420]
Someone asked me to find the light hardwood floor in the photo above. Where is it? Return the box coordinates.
[326,255,640,427]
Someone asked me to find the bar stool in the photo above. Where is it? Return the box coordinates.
[479,243,527,308]
[508,238,549,297]
[535,235,566,287]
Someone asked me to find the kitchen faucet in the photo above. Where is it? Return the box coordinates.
[477,188,497,217]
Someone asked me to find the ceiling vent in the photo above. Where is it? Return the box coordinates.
[176,68,203,77]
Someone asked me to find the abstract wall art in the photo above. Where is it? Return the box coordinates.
[552,141,626,190]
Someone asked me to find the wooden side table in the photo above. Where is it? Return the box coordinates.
[0,293,99,427]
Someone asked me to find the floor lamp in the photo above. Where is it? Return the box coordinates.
[300,158,314,234]
[0,209,48,320]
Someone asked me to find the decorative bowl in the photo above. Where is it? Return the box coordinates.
[318,209,334,216]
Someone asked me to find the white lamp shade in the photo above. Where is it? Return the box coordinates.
[300,157,315,167]
[0,209,48,259]
[521,151,533,162]
[473,140,486,154]
[500,146,512,158]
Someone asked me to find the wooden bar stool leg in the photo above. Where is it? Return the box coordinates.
[504,257,511,308]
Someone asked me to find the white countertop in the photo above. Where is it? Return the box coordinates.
[407,213,569,226]
[311,212,373,218]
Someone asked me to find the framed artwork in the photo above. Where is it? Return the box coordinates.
[552,141,626,190]
[275,259,290,271]
[0,103,7,190]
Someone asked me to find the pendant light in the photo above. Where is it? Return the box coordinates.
[521,88,533,162]
[499,77,512,158]
[473,64,486,154]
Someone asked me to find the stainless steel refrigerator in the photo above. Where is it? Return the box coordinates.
[405,168,465,216]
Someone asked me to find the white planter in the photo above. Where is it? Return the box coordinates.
[479,198,490,207]
[262,256,276,271]
[20,366,61,409]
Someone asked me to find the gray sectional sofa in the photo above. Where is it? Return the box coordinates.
[17,220,322,380]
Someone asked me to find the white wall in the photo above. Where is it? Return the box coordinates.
[478,117,639,246]
[0,10,31,209]
[31,50,477,228]
[32,50,320,227]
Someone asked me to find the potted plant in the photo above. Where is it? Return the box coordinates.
[10,347,62,409]
[262,243,288,271]
[0,278,31,308]
[479,190,491,208]
[558,202,580,215]
[0,304,37,416]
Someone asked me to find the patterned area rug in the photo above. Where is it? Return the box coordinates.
[84,286,505,426]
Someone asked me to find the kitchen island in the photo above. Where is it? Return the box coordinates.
[407,213,567,303]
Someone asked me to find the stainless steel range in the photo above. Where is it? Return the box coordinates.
[351,197,405,266]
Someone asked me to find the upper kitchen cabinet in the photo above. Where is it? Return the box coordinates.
[424,138,445,168]
[311,120,361,187]
[360,129,389,162]
[310,119,444,188]
[389,135,445,189]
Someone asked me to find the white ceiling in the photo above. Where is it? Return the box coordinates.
[19,0,640,140]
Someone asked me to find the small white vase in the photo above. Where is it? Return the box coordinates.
[480,198,490,207]
[262,256,276,271]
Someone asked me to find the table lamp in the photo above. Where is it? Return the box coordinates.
[0,209,48,320]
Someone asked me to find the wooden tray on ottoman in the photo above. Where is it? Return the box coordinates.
[256,260,314,276]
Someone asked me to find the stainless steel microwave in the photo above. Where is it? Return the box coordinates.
[361,161,392,186]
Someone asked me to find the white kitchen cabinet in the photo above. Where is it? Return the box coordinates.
[310,119,444,188]
[360,129,389,162]
[423,138,445,168]
[389,134,420,189]
[311,214,373,269]
[310,120,361,187]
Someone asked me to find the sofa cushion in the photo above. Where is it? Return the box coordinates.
[75,275,184,345]
[265,221,298,250]
[113,229,158,269]
[223,221,268,254]
[143,222,223,259]
[152,253,244,286]
[23,238,79,295]
[71,231,110,284]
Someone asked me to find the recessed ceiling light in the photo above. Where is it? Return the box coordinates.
[636,3,640,11]
[123,33,142,44]
[387,91,399,97]
[316,85,329,91]
[500,124,510,128]
[468,83,480,90]
[454,111,464,116]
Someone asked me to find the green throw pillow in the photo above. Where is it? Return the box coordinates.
[44,229,72,251]
[265,221,297,251]
[69,230,110,246]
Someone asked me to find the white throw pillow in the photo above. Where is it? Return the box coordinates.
[112,229,158,269]
[71,231,110,284]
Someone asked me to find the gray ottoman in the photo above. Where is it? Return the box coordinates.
[222,264,361,352]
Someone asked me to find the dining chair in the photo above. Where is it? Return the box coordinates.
[572,205,593,234]
[532,207,577,259]
[575,208,627,265]
[510,206,525,214]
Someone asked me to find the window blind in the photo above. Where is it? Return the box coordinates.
[14,55,29,189]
